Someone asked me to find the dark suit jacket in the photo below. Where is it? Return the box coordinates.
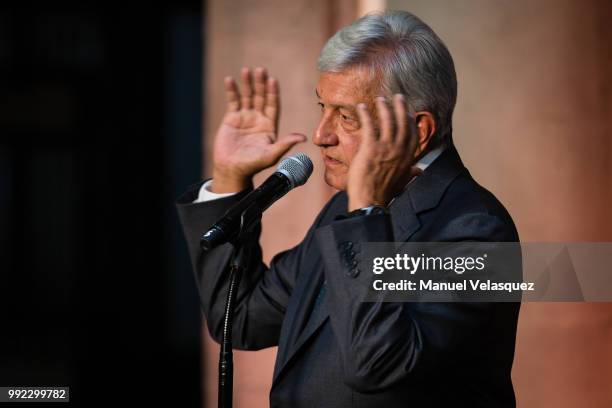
[176,145,520,407]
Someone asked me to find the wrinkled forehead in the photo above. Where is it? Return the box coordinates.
[315,66,382,107]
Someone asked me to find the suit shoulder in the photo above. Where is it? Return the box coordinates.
[447,173,511,215]
[426,171,519,242]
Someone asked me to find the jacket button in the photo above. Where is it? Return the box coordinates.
[343,256,359,267]
[342,250,355,258]
[346,267,360,278]
[338,241,353,251]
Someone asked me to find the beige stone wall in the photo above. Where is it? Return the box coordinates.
[387,0,612,406]
[202,0,612,406]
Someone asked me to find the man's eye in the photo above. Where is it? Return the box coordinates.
[317,102,324,111]
[341,114,355,122]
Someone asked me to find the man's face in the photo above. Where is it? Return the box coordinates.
[314,67,379,191]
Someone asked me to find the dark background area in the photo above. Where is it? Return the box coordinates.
[0,2,204,406]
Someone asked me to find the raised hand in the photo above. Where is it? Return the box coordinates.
[212,67,306,193]
[348,94,423,211]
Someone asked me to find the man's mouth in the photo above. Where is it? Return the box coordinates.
[323,154,343,167]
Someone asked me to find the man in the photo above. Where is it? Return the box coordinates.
[177,10,520,407]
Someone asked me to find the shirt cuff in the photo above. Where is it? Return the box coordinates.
[192,179,238,203]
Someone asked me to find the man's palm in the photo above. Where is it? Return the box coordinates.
[212,68,305,190]
[215,110,279,174]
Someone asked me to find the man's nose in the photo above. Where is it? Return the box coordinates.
[313,113,338,147]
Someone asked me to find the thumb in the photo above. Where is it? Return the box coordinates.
[270,132,307,156]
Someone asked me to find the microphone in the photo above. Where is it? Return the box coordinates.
[200,153,314,251]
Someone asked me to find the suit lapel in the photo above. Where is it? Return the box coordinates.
[389,189,421,241]
[389,145,466,240]
[409,145,466,212]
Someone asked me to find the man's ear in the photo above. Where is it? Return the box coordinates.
[413,111,437,157]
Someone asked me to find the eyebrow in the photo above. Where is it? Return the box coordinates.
[315,89,357,111]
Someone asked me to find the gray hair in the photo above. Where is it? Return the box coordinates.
[317,10,457,146]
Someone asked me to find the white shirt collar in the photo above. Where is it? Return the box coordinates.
[414,144,445,171]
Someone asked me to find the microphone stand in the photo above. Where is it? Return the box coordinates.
[218,244,245,408]
[215,204,261,408]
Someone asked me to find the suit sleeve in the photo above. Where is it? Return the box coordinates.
[176,180,334,351]
[315,212,517,392]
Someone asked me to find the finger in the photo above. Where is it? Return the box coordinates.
[240,67,253,110]
[356,103,375,145]
[224,76,240,112]
[376,96,394,142]
[407,112,419,153]
[393,94,407,144]
[270,132,307,157]
[253,67,267,112]
[264,77,281,130]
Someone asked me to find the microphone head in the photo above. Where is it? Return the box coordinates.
[276,153,313,188]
